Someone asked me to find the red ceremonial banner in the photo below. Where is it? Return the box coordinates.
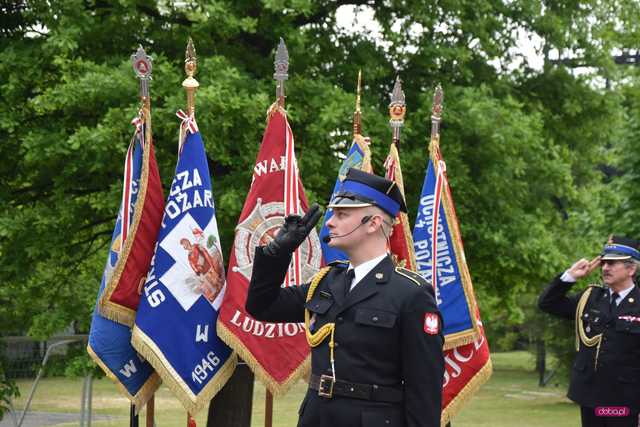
[217,106,321,394]
[384,143,417,271]
[98,119,165,326]
[442,312,492,424]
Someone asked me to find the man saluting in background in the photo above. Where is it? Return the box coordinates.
[539,236,640,427]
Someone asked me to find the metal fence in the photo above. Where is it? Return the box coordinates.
[1,335,97,427]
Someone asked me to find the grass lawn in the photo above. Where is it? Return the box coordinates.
[7,351,580,427]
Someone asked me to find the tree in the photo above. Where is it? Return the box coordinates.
[1,0,639,382]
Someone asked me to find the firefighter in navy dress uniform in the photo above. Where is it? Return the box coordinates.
[539,236,640,427]
[246,168,444,427]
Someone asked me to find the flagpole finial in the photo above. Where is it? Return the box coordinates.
[274,37,289,107]
[183,37,199,116]
[353,70,362,137]
[389,76,406,146]
[131,45,153,107]
[430,85,443,139]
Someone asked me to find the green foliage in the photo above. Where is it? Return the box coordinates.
[0,344,19,421]
[2,0,639,381]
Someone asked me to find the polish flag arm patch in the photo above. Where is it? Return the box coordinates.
[424,312,440,335]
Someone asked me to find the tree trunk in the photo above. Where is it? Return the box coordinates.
[206,362,254,427]
[536,339,546,387]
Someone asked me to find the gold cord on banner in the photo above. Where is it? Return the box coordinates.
[98,45,155,326]
[428,137,481,350]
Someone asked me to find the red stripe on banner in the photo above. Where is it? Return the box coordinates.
[283,120,302,286]
[383,155,396,182]
[218,108,318,392]
[121,142,134,242]
[431,164,443,300]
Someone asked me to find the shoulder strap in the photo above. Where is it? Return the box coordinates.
[395,267,427,287]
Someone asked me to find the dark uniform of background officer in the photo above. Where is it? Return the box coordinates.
[246,169,444,427]
[539,236,640,427]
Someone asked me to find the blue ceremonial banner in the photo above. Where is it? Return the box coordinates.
[88,122,161,408]
[320,135,371,263]
[412,144,480,349]
[132,116,236,414]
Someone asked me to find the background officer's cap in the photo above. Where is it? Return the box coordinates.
[601,235,640,261]
[328,168,407,217]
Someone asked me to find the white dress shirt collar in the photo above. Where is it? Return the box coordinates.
[611,285,635,306]
[347,253,388,291]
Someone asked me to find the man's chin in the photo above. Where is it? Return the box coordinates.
[328,240,346,251]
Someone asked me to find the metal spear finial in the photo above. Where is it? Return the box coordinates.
[182,38,199,116]
[430,85,443,139]
[353,70,362,137]
[131,45,153,104]
[274,38,289,107]
[389,76,406,145]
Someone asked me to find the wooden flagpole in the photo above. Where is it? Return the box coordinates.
[353,69,362,137]
[146,396,154,427]
[182,37,199,427]
[262,36,290,427]
[131,44,155,427]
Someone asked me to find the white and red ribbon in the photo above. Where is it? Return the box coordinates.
[176,110,199,134]
[430,159,447,304]
[131,113,143,134]
[283,118,302,287]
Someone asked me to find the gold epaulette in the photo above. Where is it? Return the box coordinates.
[395,267,428,287]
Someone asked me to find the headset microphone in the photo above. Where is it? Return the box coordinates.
[322,215,373,244]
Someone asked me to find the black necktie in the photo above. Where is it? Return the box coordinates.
[344,269,355,296]
[610,292,619,312]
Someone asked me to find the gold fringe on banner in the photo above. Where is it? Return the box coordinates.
[98,111,153,327]
[266,102,287,122]
[387,143,417,271]
[441,358,493,425]
[216,321,311,396]
[87,343,161,412]
[131,327,238,415]
[428,138,481,350]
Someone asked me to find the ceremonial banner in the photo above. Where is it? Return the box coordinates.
[88,117,161,408]
[319,134,372,263]
[411,88,492,423]
[412,140,480,347]
[97,115,165,326]
[441,313,492,424]
[218,106,321,394]
[132,114,236,414]
[383,142,416,270]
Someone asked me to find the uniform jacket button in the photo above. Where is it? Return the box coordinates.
[372,316,379,322]
[337,316,343,322]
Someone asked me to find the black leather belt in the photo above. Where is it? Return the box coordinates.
[309,374,403,402]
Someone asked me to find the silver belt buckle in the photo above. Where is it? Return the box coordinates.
[318,375,334,398]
